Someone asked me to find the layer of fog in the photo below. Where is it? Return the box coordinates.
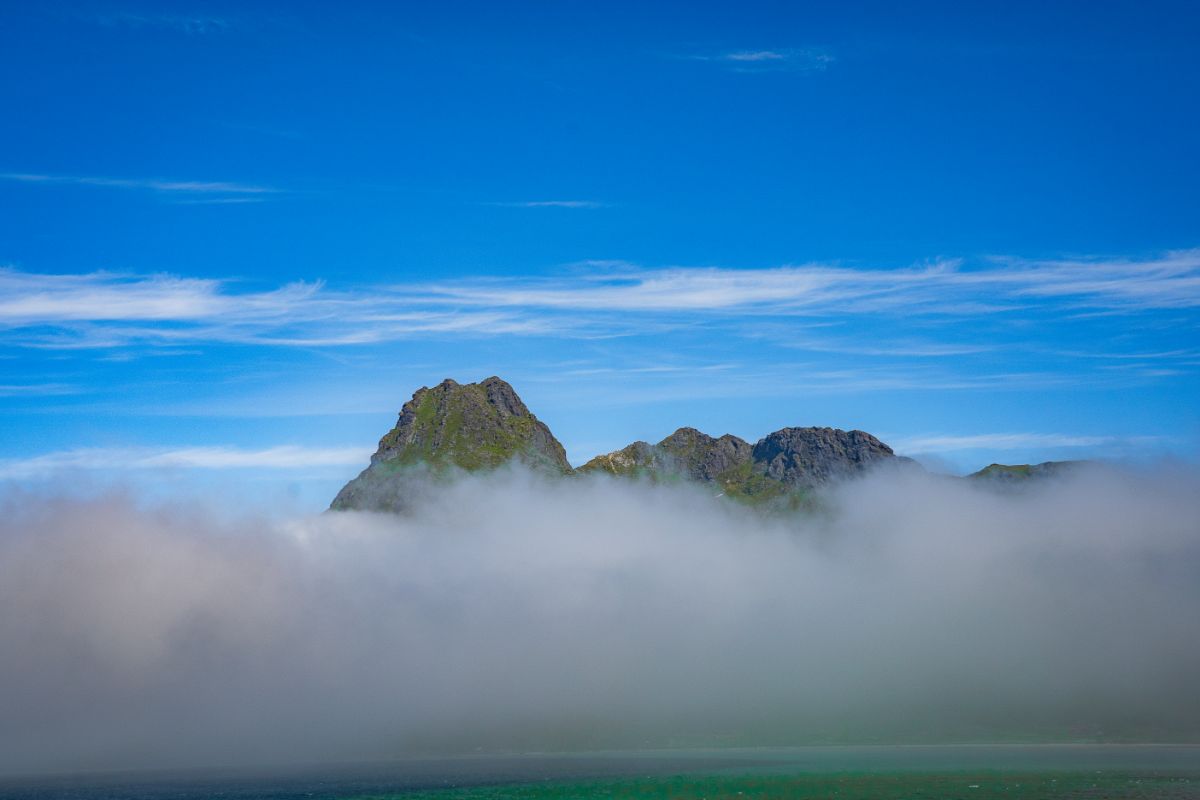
[1,465,1198,775]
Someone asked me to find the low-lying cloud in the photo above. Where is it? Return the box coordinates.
[1,465,1197,775]
[0,445,373,480]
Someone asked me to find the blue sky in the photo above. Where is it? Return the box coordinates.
[2,1,1198,509]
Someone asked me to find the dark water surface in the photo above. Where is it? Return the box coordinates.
[2,745,1197,800]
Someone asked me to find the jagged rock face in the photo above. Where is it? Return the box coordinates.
[656,427,753,482]
[331,377,569,511]
[751,427,896,488]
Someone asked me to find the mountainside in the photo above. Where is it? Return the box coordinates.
[578,427,790,503]
[331,376,910,512]
[330,377,570,512]
[968,460,1089,483]
[579,425,897,504]
[578,427,753,481]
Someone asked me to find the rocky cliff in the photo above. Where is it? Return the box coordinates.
[752,427,896,488]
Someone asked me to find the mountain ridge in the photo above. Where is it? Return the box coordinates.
[331,377,916,512]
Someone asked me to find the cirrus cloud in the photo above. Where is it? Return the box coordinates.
[0,248,1197,350]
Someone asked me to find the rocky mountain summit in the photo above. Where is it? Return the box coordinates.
[578,427,781,503]
[331,377,907,512]
[752,427,897,487]
[578,425,897,504]
[579,427,752,481]
[330,377,570,512]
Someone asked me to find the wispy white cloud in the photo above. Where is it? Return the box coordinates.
[679,47,834,73]
[416,262,950,311]
[487,200,605,209]
[724,50,789,62]
[530,364,1092,410]
[168,196,271,205]
[0,270,276,322]
[963,250,1200,310]
[414,249,1200,314]
[772,338,996,358]
[0,248,1197,350]
[892,432,1164,454]
[0,267,554,348]
[0,383,76,397]
[560,363,739,377]
[0,445,371,480]
[0,173,278,199]
[88,11,232,35]
[1053,348,1198,360]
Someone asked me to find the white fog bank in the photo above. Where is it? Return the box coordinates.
[1,465,1197,775]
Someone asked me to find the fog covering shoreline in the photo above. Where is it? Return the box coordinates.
[1,464,1197,775]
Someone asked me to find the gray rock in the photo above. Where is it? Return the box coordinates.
[751,427,896,488]
[656,427,754,482]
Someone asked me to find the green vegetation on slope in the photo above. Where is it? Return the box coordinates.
[714,460,802,507]
[577,441,662,479]
[968,461,1090,482]
[378,384,553,472]
[579,428,817,509]
[332,377,910,513]
[330,377,571,511]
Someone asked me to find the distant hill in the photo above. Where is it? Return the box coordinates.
[968,461,1091,483]
[331,377,906,512]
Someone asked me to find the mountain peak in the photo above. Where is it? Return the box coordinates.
[330,377,569,511]
[752,426,895,488]
[656,427,753,482]
[477,376,530,418]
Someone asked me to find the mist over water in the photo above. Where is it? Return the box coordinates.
[1,465,1198,775]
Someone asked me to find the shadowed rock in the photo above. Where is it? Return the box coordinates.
[752,427,896,489]
[657,427,754,481]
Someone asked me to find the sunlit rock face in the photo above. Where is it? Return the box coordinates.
[330,377,571,512]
